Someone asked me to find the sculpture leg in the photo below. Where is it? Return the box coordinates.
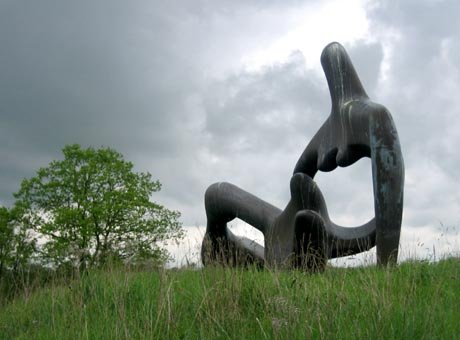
[294,210,328,271]
[264,173,329,269]
[202,182,281,266]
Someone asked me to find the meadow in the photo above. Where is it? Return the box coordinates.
[0,258,459,339]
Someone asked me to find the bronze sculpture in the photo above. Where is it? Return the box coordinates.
[202,42,404,271]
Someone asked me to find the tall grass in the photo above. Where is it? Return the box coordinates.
[1,258,459,339]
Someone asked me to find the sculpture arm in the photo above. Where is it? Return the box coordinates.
[369,108,404,264]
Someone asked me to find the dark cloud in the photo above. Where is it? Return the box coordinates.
[0,0,321,220]
[203,51,327,155]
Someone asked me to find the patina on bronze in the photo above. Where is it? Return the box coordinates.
[202,42,404,271]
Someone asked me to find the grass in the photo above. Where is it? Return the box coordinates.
[0,258,459,339]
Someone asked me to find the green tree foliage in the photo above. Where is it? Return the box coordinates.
[0,206,36,278]
[14,144,183,270]
[0,207,12,276]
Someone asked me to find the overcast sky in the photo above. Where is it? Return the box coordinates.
[1,0,459,263]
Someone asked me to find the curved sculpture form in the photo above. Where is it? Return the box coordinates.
[202,42,404,270]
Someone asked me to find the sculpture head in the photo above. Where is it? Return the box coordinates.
[321,42,368,108]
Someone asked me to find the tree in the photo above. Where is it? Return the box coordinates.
[0,206,35,278]
[14,144,183,270]
[0,207,14,277]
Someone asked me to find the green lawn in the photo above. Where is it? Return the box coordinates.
[1,259,459,339]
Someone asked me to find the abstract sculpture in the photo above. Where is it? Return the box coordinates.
[201,42,404,271]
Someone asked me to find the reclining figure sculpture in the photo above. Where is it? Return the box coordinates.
[201,42,404,271]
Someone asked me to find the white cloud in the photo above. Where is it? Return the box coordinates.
[242,0,371,71]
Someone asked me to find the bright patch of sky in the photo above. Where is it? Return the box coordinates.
[241,0,371,71]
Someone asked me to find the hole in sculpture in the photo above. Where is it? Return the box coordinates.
[227,219,265,248]
[314,158,374,227]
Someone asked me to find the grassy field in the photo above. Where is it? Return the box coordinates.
[0,258,459,339]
